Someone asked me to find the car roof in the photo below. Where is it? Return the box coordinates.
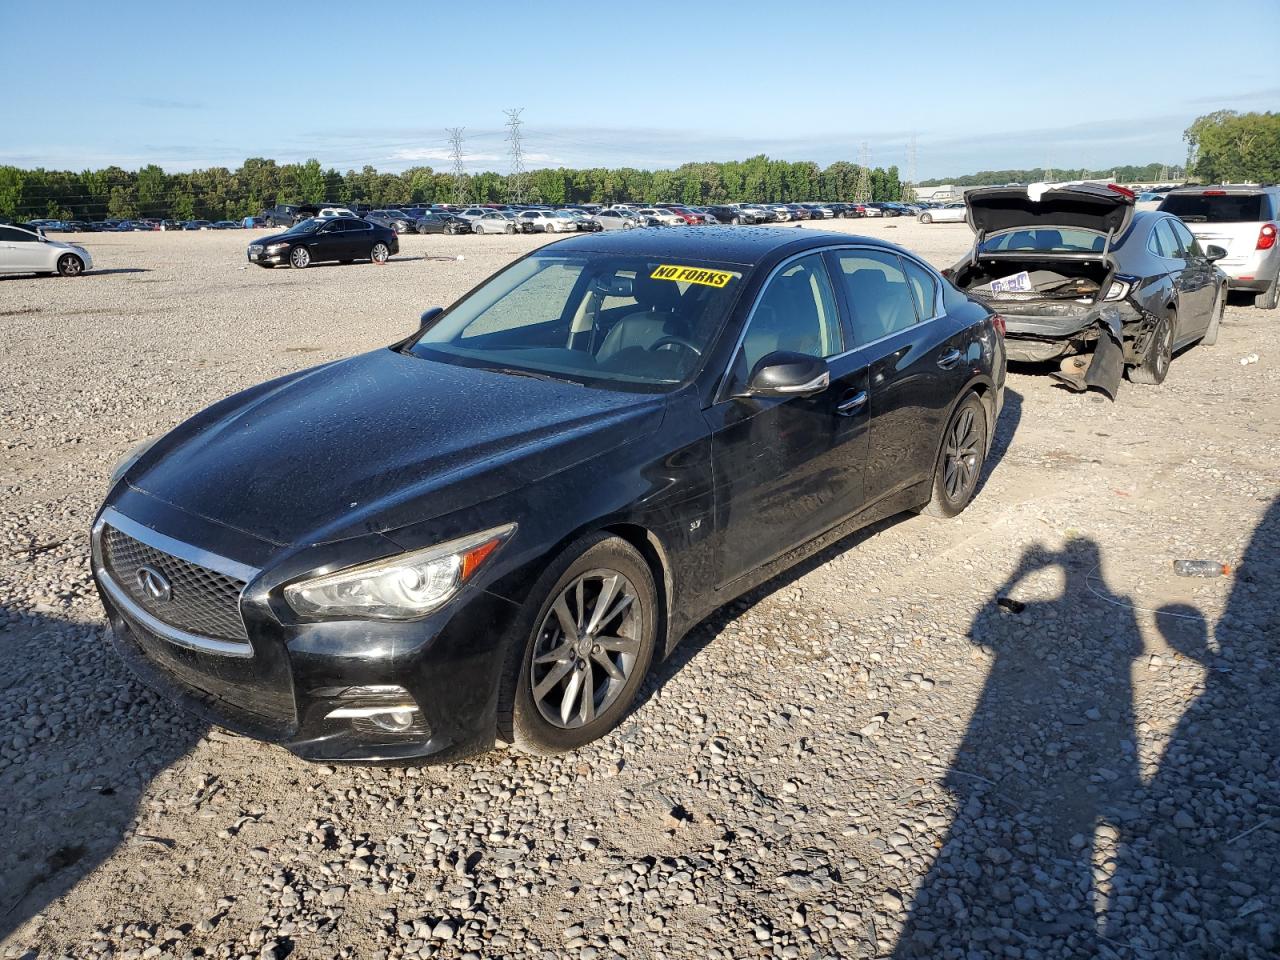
[1165,183,1276,194]
[539,225,901,267]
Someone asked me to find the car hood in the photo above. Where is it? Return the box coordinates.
[251,229,313,246]
[128,348,666,546]
[966,183,1134,237]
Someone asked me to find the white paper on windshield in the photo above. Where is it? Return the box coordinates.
[990,271,1033,293]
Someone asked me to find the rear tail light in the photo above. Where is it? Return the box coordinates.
[990,314,1006,337]
[1258,223,1277,251]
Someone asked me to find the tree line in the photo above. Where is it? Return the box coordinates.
[0,155,908,223]
[919,112,1280,188]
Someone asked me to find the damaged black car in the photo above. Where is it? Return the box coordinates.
[948,183,1227,397]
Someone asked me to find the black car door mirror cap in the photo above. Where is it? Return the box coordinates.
[745,351,831,398]
[1205,244,1228,262]
[419,307,444,330]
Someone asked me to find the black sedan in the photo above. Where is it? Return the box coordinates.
[415,211,472,235]
[948,183,1227,396]
[94,227,1005,762]
[246,217,399,268]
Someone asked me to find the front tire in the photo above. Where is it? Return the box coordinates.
[922,393,988,519]
[370,242,390,264]
[56,254,84,276]
[1129,310,1174,385]
[499,534,658,755]
[506,223,515,234]
[289,246,310,269]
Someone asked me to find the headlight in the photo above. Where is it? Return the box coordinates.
[266,242,291,253]
[108,435,160,489]
[1103,279,1133,302]
[284,523,516,620]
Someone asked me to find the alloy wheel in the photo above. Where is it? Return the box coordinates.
[942,406,981,503]
[371,243,389,264]
[529,570,641,729]
[57,254,83,276]
[290,246,310,268]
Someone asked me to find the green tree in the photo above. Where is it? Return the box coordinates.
[107,185,136,219]
[1185,111,1280,184]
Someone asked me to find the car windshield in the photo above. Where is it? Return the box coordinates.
[285,218,325,235]
[979,227,1106,253]
[408,252,745,388]
[1160,193,1267,223]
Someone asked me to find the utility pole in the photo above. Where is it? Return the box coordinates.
[446,127,467,206]
[854,142,872,203]
[904,134,917,203]
[504,108,527,204]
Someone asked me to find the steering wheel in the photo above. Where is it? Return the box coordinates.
[649,335,702,357]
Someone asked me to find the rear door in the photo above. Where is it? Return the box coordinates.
[706,251,870,586]
[827,247,971,504]
[1155,218,1215,338]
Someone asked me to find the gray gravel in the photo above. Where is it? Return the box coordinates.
[1,221,1277,959]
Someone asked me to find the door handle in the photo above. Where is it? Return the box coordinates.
[937,349,962,370]
[836,390,867,416]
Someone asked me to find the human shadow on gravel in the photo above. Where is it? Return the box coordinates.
[1104,497,1280,956]
[893,537,1144,958]
[0,607,206,943]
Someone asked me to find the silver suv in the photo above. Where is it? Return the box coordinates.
[1158,185,1279,309]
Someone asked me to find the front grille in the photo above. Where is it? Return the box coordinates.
[102,525,249,641]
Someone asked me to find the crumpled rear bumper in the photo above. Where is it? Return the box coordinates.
[1004,305,1135,399]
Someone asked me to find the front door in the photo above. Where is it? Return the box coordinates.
[706,252,870,587]
[1167,218,1218,338]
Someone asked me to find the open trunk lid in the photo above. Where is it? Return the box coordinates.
[965,182,1135,240]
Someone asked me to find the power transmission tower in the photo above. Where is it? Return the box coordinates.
[854,142,872,203]
[504,108,527,204]
[903,134,917,202]
[446,127,467,205]
[1044,163,1055,183]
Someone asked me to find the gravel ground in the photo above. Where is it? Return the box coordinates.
[1,220,1277,959]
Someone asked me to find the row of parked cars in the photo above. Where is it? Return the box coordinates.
[24,218,251,232]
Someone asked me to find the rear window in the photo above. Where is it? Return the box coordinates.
[979,228,1106,253]
[1160,193,1268,223]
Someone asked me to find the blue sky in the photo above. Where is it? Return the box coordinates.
[2,0,1276,178]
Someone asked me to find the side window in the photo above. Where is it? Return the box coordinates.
[1147,221,1167,257]
[0,227,23,241]
[739,253,843,374]
[830,249,920,346]
[1171,219,1202,257]
[1156,219,1184,259]
[901,258,940,320]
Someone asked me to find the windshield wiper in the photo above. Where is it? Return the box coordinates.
[489,366,583,386]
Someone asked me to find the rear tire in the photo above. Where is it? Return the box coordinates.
[56,254,84,276]
[1255,272,1279,310]
[920,213,933,224]
[1201,286,1224,346]
[498,533,658,755]
[370,242,389,264]
[922,393,988,519]
[1129,310,1174,385]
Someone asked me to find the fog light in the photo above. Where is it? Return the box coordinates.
[318,684,428,737]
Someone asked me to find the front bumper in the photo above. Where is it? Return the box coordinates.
[91,503,519,763]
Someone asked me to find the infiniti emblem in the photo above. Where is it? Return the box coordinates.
[136,565,172,603]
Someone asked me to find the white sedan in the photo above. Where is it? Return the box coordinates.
[0,223,93,276]
[519,210,575,233]
[918,202,967,224]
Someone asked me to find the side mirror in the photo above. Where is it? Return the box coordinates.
[1205,244,1228,262]
[744,351,830,398]
[419,307,444,330]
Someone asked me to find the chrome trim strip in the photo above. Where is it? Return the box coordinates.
[98,506,259,582]
[92,507,258,659]
[97,570,254,658]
